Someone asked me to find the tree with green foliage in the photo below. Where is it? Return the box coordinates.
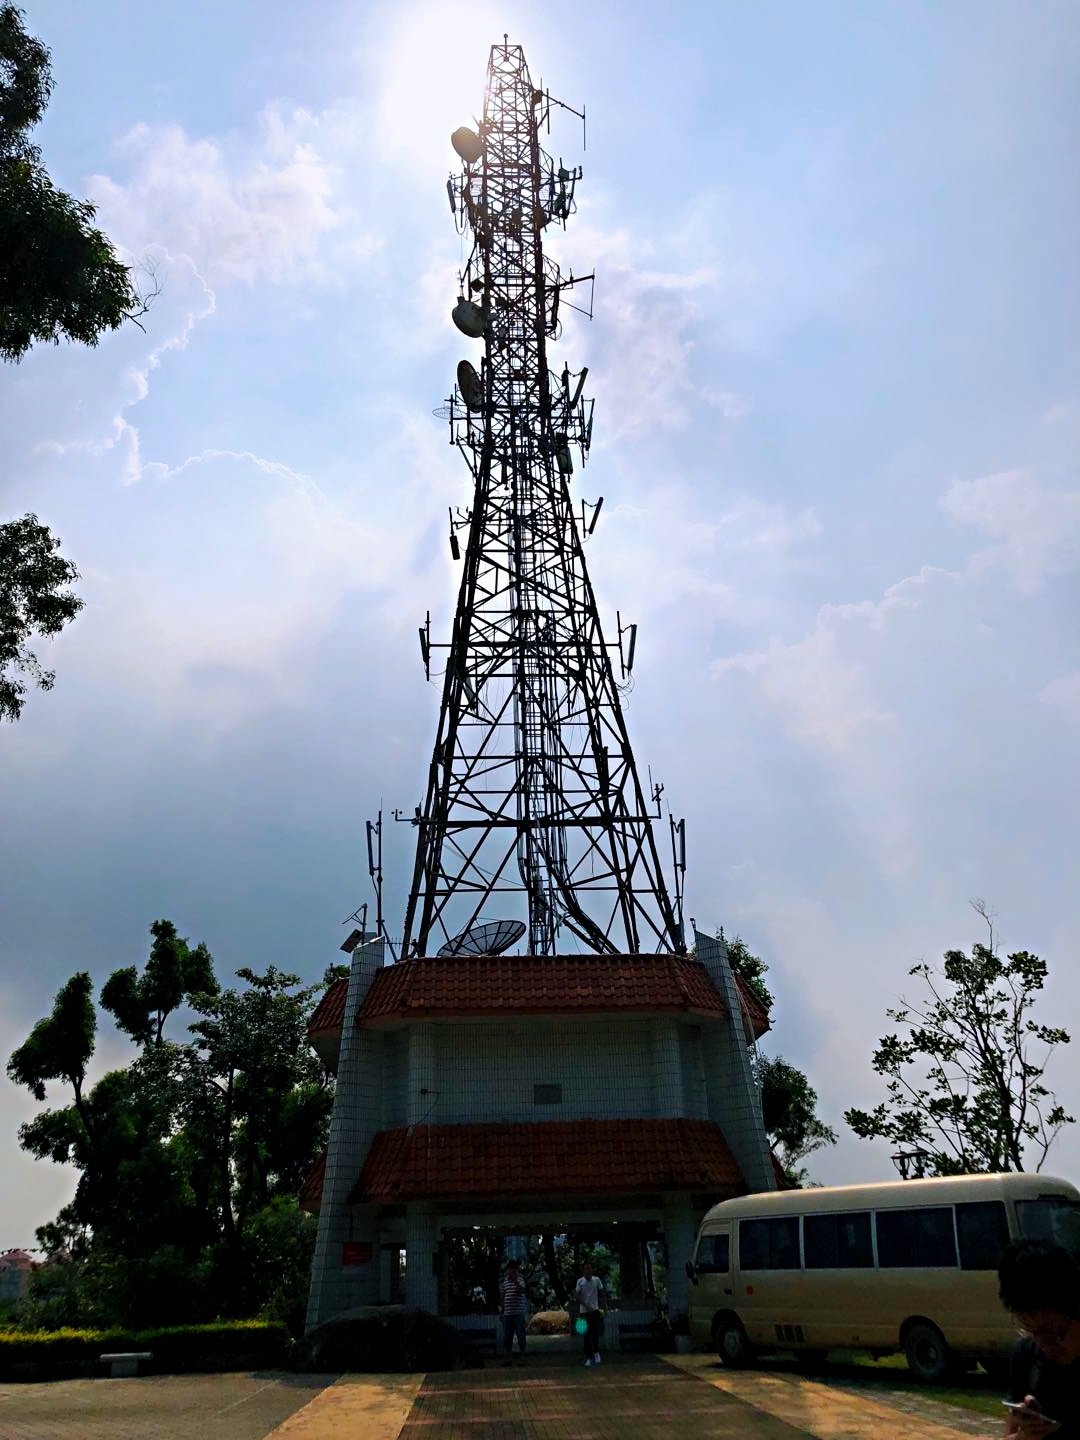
[7,922,332,1332]
[722,931,775,1014]
[7,970,95,1111]
[757,1054,838,1186]
[0,512,84,722]
[2,6,161,721]
[0,3,153,361]
[844,904,1075,1175]
[101,918,218,1047]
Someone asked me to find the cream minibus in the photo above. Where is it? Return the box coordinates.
[686,1173,1080,1382]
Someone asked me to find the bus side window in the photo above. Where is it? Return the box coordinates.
[804,1212,873,1268]
[876,1207,958,1268]
[695,1233,730,1275]
[955,1201,1010,1270]
[740,1217,799,1270]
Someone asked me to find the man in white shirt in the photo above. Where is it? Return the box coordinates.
[575,1259,605,1366]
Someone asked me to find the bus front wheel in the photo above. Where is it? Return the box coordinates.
[714,1315,756,1369]
[903,1322,956,1384]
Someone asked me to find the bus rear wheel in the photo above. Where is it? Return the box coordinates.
[714,1315,756,1369]
[904,1322,956,1384]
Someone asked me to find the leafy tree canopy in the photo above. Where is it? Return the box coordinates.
[757,1053,837,1185]
[101,918,219,1047]
[8,924,332,1332]
[844,903,1075,1175]
[7,970,95,1104]
[0,512,83,722]
[721,930,775,1014]
[0,3,141,360]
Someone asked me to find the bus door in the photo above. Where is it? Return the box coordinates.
[692,1224,734,1334]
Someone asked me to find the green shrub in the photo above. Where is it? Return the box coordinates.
[0,1319,291,1380]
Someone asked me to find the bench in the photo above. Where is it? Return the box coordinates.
[617,1321,657,1353]
[100,1351,153,1378]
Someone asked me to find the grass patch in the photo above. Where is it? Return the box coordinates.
[827,1349,1005,1418]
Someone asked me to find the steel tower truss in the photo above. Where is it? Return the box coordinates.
[401,40,685,959]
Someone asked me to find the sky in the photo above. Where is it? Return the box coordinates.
[1,0,1078,1247]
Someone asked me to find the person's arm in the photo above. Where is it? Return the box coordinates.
[1005,1402,1060,1440]
[1004,1342,1059,1439]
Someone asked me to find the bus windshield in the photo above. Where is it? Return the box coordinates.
[1016,1197,1080,1257]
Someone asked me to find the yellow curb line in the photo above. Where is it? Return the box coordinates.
[663,1354,992,1440]
[263,1373,425,1439]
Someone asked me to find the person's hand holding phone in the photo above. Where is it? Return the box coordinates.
[1004,1396,1061,1438]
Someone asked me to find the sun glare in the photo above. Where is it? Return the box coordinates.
[374,2,523,175]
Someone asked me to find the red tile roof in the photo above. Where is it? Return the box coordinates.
[733,975,771,1037]
[361,953,728,1023]
[299,1149,326,1213]
[308,979,348,1035]
[342,1118,745,1205]
[308,958,770,1044]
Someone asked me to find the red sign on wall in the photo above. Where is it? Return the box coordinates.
[342,1241,373,1266]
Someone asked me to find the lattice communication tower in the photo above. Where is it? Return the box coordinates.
[400,39,686,959]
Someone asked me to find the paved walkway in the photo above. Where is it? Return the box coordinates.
[0,1356,997,1439]
[0,1371,333,1440]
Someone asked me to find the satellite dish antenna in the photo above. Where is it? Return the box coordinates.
[457,360,484,411]
[452,297,487,338]
[437,919,527,957]
[451,126,484,165]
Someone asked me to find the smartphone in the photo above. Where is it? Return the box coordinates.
[1002,1401,1060,1433]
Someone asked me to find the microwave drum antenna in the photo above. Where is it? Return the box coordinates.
[453,298,487,337]
[451,126,484,164]
[456,359,484,411]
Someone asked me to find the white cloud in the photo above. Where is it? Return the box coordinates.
[557,219,743,441]
[1039,671,1080,722]
[941,468,1080,592]
[88,106,381,289]
[585,485,823,644]
[30,251,216,483]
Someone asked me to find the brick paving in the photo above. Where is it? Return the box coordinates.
[0,1355,998,1439]
[0,1371,331,1440]
[398,1357,804,1439]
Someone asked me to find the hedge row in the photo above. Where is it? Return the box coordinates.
[0,1320,291,1380]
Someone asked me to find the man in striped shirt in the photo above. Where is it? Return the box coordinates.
[500,1259,528,1363]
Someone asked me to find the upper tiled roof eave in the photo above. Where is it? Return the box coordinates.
[352,953,729,1027]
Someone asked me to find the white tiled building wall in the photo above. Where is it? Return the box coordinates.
[368,1011,743,1130]
[400,1016,684,1125]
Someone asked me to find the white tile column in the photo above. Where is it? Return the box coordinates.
[406,1202,439,1313]
[663,1193,698,1320]
[695,926,776,1194]
[651,1016,684,1118]
[407,1023,437,1124]
[305,937,384,1332]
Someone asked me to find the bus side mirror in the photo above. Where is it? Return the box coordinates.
[685,1260,698,1287]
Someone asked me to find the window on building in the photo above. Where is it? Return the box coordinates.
[739,1216,801,1270]
[695,1232,730,1274]
[955,1201,1010,1271]
[533,1083,562,1105]
[803,1212,874,1268]
[875,1207,958,1268]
